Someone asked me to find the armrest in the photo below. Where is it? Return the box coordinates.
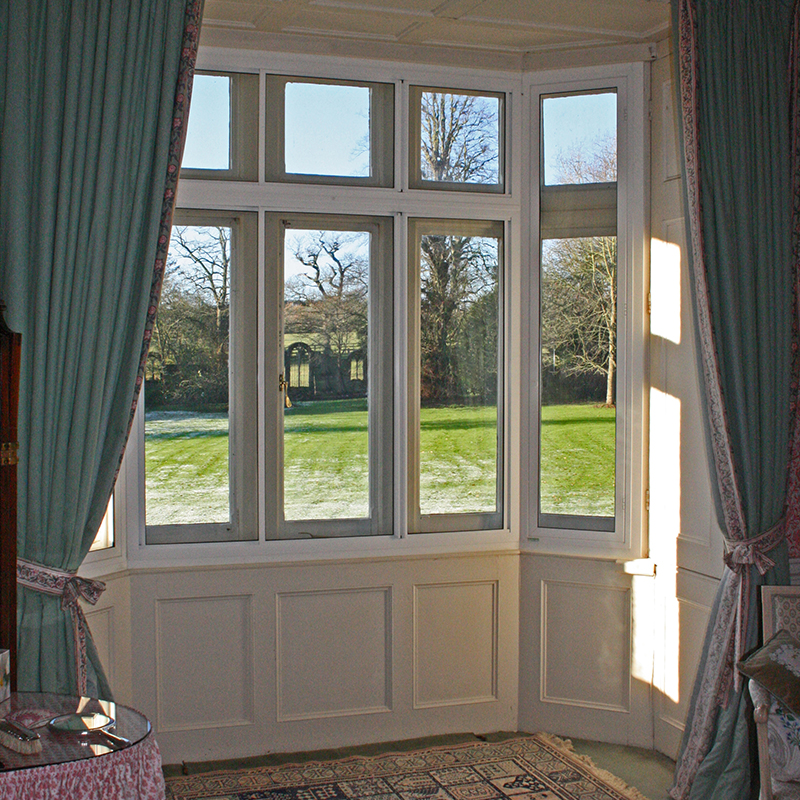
[749,679,773,800]
[749,679,771,709]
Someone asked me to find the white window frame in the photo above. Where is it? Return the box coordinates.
[181,71,260,182]
[408,86,506,193]
[112,48,650,569]
[265,211,395,539]
[407,217,506,533]
[522,62,649,559]
[264,75,394,187]
[144,209,259,545]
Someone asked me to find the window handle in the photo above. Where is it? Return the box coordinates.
[279,373,292,408]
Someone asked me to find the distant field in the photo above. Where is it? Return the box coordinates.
[145,401,615,525]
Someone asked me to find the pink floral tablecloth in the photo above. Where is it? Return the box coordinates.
[0,731,166,800]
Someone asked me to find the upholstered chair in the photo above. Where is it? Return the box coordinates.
[742,586,800,800]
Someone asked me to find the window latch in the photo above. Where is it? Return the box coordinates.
[279,373,292,408]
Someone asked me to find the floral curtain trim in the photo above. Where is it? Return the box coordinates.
[786,0,800,560]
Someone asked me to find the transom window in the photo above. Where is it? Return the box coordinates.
[409,87,504,192]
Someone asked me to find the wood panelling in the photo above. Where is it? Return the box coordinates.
[156,595,255,732]
[125,553,517,764]
[413,581,498,708]
[541,579,630,711]
[276,587,392,720]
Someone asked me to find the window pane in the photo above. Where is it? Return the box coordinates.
[285,83,371,177]
[542,92,616,186]
[539,236,616,518]
[145,226,231,525]
[283,229,371,519]
[419,91,500,185]
[183,75,231,170]
[418,232,500,515]
[90,496,114,551]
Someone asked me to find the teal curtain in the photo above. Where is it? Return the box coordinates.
[0,0,201,697]
[670,1,799,798]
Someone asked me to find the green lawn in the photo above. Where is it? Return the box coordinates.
[144,411,230,526]
[540,403,616,517]
[283,399,369,520]
[145,401,615,525]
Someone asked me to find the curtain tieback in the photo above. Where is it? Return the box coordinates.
[16,558,106,695]
[723,518,785,576]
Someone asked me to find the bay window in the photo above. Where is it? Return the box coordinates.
[123,56,646,557]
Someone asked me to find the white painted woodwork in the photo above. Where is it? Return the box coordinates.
[654,569,717,759]
[413,581,498,707]
[84,606,114,689]
[517,554,653,746]
[541,579,630,711]
[94,553,519,764]
[156,595,254,731]
[199,0,670,69]
[648,38,722,760]
[276,587,392,720]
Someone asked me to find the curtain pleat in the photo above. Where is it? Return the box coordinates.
[670,1,799,798]
[0,0,202,697]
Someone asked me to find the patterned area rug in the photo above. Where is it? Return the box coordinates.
[164,734,649,800]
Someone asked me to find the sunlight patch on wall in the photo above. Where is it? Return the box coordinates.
[629,571,655,689]
[650,238,682,344]
[650,387,682,703]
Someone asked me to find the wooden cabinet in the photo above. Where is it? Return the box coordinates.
[0,305,19,688]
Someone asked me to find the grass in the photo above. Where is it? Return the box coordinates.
[540,403,616,517]
[283,399,369,520]
[145,401,615,525]
[145,411,230,526]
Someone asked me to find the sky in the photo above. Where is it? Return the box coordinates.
[182,75,617,185]
[542,92,616,184]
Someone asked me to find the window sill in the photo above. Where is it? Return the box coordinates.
[124,527,520,572]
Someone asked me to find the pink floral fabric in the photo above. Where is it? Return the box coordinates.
[0,733,165,800]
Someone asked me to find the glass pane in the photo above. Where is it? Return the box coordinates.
[183,75,231,170]
[542,92,616,186]
[145,226,231,525]
[283,229,371,519]
[285,83,371,177]
[418,232,500,515]
[539,236,617,518]
[90,496,114,551]
[419,91,500,185]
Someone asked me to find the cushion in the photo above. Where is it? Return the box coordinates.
[738,629,800,716]
[768,701,800,784]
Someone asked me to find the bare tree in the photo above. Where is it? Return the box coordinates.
[415,92,502,403]
[419,234,498,404]
[540,136,617,406]
[146,226,232,407]
[420,91,499,183]
[169,226,231,338]
[553,132,616,185]
[542,236,617,406]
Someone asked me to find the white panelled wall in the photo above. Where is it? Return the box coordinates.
[79,32,719,766]
[85,554,519,763]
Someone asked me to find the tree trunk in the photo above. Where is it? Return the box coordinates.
[605,325,615,407]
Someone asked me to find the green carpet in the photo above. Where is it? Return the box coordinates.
[164,733,650,800]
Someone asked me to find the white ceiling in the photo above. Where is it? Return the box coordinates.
[200,0,671,66]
